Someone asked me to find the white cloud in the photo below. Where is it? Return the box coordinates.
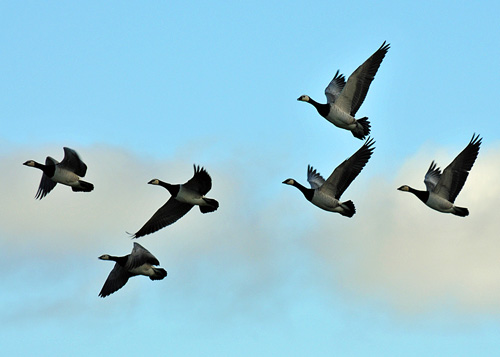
[309,145,500,313]
[2,142,500,317]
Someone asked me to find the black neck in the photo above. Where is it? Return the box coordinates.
[307,98,330,118]
[33,161,56,177]
[158,180,180,196]
[292,181,314,201]
[408,187,430,203]
[109,255,129,266]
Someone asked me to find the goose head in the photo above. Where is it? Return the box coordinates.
[297,95,310,102]
[98,254,111,260]
[282,178,296,185]
[23,160,36,167]
[148,179,160,185]
[397,185,410,192]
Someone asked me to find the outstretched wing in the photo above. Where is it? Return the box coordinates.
[324,70,346,104]
[434,134,481,202]
[35,157,58,200]
[307,165,326,189]
[183,165,212,196]
[334,42,390,116]
[132,197,193,238]
[127,243,160,269]
[60,147,88,177]
[321,137,375,199]
[424,161,441,192]
[99,263,131,298]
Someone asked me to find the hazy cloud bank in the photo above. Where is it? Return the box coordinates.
[2,142,500,317]
[310,145,500,313]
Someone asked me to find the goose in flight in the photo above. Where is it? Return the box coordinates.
[283,138,375,217]
[98,242,167,298]
[398,134,482,216]
[131,165,219,238]
[298,41,390,139]
[23,147,94,199]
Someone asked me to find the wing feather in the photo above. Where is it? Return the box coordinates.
[127,243,160,269]
[324,70,346,104]
[132,198,193,238]
[434,134,481,202]
[35,157,58,199]
[60,147,88,177]
[424,161,441,192]
[321,138,375,199]
[334,42,390,115]
[183,165,212,195]
[307,165,326,189]
[99,263,131,298]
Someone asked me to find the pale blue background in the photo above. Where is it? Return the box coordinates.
[2,1,500,356]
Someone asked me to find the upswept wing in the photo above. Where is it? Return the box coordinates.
[307,165,326,189]
[324,70,346,104]
[183,165,212,196]
[434,134,481,202]
[424,161,441,192]
[99,263,131,298]
[35,156,58,200]
[320,137,375,199]
[132,197,193,238]
[60,147,88,177]
[334,42,390,116]
[127,243,160,269]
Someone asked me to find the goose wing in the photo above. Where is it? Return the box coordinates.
[60,147,88,177]
[307,165,326,189]
[35,157,58,200]
[132,197,193,238]
[320,138,375,199]
[433,134,481,202]
[99,263,131,297]
[424,161,441,192]
[127,243,160,269]
[324,70,346,104]
[334,42,390,116]
[183,165,212,195]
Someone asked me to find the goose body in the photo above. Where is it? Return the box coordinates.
[132,165,219,238]
[23,147,94,199]
[398,134,482,216]
[298,41,390,139]
[98,242,167,298]
[283,138,375,217]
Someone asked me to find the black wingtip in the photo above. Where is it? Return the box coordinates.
[125,231,138,240]
[379,41,391,52]
[470,133,482,146]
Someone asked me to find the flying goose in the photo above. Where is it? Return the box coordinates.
[398,134,482,217]
[283,138,375,217]
[298,41,390,139]
[131,165,219,238]
[98,242,167,298]
[23,147,94,199]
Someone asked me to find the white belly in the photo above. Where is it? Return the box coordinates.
[426,193,454,213]
[129,264,155,277]
[53,167,80,186]
[311,191,342,212]
[326,105,357,129]
[177,186,205,205]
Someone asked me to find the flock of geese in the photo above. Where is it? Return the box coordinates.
[23,41,482,297]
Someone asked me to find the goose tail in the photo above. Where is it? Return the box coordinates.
[200,198,219,213]
[452,206,469,217]
[352,117,371,140]
[339,200,356,218]
[150,267,167,280]
[72,180,94,192]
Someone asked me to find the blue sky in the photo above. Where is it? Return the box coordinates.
[2,1,500,356]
